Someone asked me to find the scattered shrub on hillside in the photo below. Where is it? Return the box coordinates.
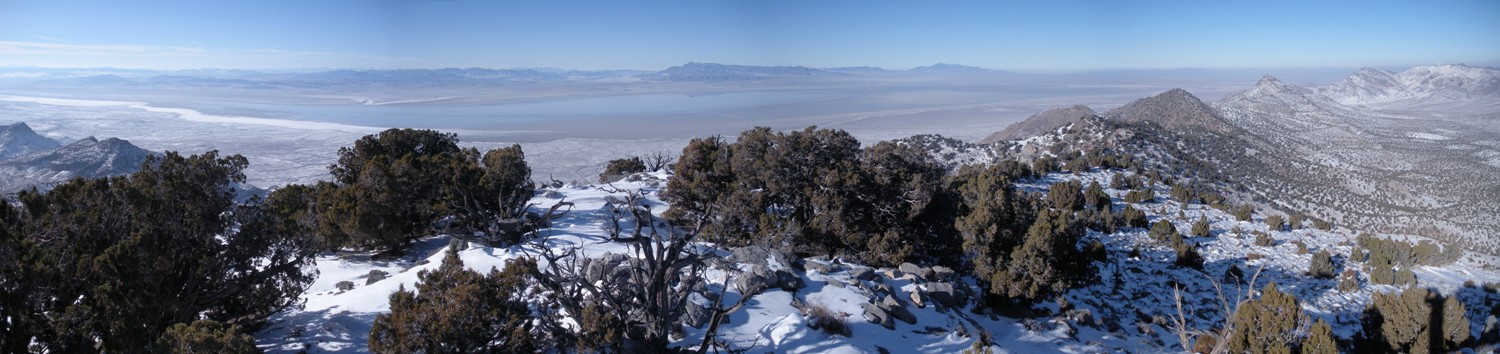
[1225,282,1306,354]
[368,249,538,353]
[1359,287,1470,354]
[1120,205,1149,228]
[1265,214,1286,232]
[1308,250,1336,279]
[986,209,1088,303]
[1313,219,1333,231]
[1302,319,1339,354]
[599,156,646,182]
[1174,242,1204,269]
[803,302,850,337]
[1047,180,1084,211]
[1191,215,1211,237]
[1149,220,1181,245]
[1288,214,1304,230]
[1233,205,1255,222]
[1083,180,1110,211]
[155,320,260,354]
[1124,188,1155,204]
[1254,232,1275,247]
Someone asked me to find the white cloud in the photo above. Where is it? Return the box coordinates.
[0,40,418,70]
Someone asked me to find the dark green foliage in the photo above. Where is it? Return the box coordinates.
[1360,234,1462,285]
[319,129,465,252]
[1120,205,1149,228]
[1170,183,1196,203]
[664,127,955,266]
[1226,282,1306,354]
[1308,250,1336,279]
[572,302,623,352]
[1313,219,1333,231]
[1254,232,1275,247]
[956,164,1034,284]
[1124,188,1154,203]
[1085,239,1108,264]
[1149,219,1180,245]
[660,136,733,233]
[987,209,1087,303]
[1234,204,1255,222]
[1360,287,1470,354]
[599,156,646,182]
[1191,215,1211,237]
[1174,242,1204,269]
[156,320,261,354]
[1047,180,1084,211]
[1266,214,1286,232]
[369,249,538,353]
[8,151,317,352]
[1301,319,1339,354]
[317,129,533,252]
[1083,180,1110,211]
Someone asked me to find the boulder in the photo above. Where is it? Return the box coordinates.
[804,260,836,274]
[881,268,904,280]
[850,267,877,281]
[584,253,629,283]
[734,265,777,295]
[898,263,924,276]
[930,266,956,281]
[861,303,894,329]
[879,295,916,324]
[730,245,796,270]
[683,299,712,328]
[909,290,926,309]
[874,283,895,297]
[926,282,958,307]
[775,270,805,292]
[365,270,389,285]
[826,278,846,288]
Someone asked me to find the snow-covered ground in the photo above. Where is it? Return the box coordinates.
[253,169,1500,353]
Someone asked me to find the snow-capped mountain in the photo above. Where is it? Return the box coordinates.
[978,105,1096,143]
[0,133,153,194]
[0,122,61,160]
[1319,64,1500,108]
[1102,88,1237,134]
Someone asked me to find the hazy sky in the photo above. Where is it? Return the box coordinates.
[1,0,1496,71]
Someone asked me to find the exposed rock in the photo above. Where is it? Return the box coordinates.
[734,265,777,295]
[930,266,956,281]
[898,263,925,277]
[729,245,796,270]
[683,297,712,328]
[881,268,904,280]
[1065,309,1095,328]
[850,267,877,281]
[583,253,629,284]
[804,260,836,274]
[826,278,846,288]
[879,294,916,324]
[861,302,894,329]
[365,270,389,285]
[775,270,805,292]
[875,283,895,297]
[926,282,958,307]
[909,290,926,309]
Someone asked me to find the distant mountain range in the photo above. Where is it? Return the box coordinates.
[968,64,1500,253]
[1320,64,1500,108]
[0,62,1030,86]
[0,122,152,194]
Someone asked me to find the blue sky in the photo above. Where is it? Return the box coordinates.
[1,0,1496,71]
